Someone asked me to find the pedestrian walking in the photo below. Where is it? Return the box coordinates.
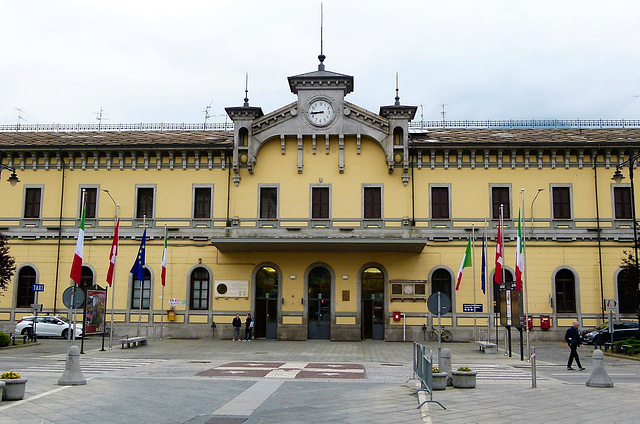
[232,313,242,341]
[565,321,585,371]
[244,313,253,341]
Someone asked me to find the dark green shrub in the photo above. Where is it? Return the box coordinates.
[0,331,10,347]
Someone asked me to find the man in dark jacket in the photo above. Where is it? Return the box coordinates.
[565,321,585,371]
[232,313,242,341]
[244,313,253,341]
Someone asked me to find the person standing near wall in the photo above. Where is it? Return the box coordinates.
[232,313,242,341]
[244,313,253,341]
[565,321,585,371]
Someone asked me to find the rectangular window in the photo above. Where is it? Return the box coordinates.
[614,186,632,220]
[82,187,98,219]
[430,186,450,219]
[491,186,511,220]
[131,279,151,309]
[136,187,155,219]
[193,187,212,219]
[260,187,278,219]
[311,187,330,219]
[24,187,42,219]
[552,186,571,220]
[363,186,382,219]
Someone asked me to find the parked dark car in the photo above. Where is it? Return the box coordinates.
[581,321,639,345]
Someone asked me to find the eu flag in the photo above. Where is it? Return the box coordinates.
[130,229,146,281]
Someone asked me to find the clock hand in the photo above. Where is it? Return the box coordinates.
[310,111,325,115]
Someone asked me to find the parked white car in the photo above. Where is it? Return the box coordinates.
[15,315,83,338]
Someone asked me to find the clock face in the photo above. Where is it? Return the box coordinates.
[307,99,335,126]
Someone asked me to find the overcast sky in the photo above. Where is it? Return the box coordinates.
[2,0,640,126]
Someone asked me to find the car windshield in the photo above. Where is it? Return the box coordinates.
[56,316,70,323]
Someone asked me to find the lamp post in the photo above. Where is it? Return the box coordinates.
[612,146,640,328]
[0,164,20,186]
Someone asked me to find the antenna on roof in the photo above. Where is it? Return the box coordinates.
[203,100,213,126]
[14,107,26,131]
[95,107,108,131]
[244,73,250,107]
[420,104,424,129]
[395,72,400,106]
[440,103,447,122]
[318,2,325,71]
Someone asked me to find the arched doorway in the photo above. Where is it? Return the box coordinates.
[617,269,635,314]
[361,267,384,340]
[255,266,278,339]
[308,266,331,339]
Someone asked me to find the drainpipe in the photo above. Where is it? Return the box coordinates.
[53,150,65,314]
[593,149,605,322]
[226,150,231,226]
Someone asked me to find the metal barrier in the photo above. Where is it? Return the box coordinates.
[411,341,445,410]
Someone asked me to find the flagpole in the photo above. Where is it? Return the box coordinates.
[161,223,166,340]
[138,215,146,337]
[484,217,490,343]
[69,188,86,351]
[521,189,530,361]
[472,223,477,341]
[108,204,119,350]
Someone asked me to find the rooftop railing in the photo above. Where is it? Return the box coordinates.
[2,119,640,133]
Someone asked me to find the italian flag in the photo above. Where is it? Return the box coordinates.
[456,237,472,291]
[515,208,523,291]
[161,225,168,286]
[69,206,85,285]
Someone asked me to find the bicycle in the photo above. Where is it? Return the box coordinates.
[423,325,453,342]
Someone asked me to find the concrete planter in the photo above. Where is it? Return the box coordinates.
[1,379,27,401]
[0,381,4,400]
[451,370,476,389]
[431,372,448,390]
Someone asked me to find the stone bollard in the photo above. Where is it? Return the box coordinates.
[440,348,453,386]
[586,349,614,388]
[58,345,86,386]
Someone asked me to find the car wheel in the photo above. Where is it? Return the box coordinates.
[593,335,602,346]
[62,329,71,339]
[21,328,31,335]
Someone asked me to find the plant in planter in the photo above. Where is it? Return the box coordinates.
[431,366,448,391]
[1,371,28,401]
[451,366,477,389]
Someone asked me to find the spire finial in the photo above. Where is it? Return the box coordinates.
[394,72,400,106]
[243,73,249,107]
[318,2,325,71]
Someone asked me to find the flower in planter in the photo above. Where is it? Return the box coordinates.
[432,366,441,373]
[457,366,472,372]
[2,371,21,379]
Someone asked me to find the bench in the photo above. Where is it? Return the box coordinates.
[476,341,498,354]
[621,344,636,355]
[119,336,148,349]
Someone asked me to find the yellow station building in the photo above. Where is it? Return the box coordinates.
[1,57,638,341]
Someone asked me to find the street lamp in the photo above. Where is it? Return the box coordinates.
[612,146,640,326]
[0,164,20,186]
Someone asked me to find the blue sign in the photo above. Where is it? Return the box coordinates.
[463,303,483,313]
[32,284,45,292]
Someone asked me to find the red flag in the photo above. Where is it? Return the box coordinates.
[106,219,119,287]
[70,206,86,285]
[494,213,503,285]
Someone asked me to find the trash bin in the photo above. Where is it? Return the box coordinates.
[24,326,34,340]
[527,316,533,330]
[540,315,551,330]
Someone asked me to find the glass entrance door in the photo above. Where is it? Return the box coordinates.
[255,266,278,339]
[308,267,331,339]
[362,267,384,340]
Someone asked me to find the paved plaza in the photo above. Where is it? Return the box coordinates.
[1,335,639,423]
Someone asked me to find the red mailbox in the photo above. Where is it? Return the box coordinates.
[527,316,533,330]
[393,311,402,322]
[540,315,551,330]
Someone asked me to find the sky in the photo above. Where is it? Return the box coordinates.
[2,0,640,126]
